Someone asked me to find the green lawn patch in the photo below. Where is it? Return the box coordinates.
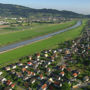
[0,20,87,65]
[0,20,76,46]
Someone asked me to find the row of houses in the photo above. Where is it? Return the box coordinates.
[0,21,90,90]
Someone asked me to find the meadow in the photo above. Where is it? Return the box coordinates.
[0,20,87,65]
[0,20,76,46]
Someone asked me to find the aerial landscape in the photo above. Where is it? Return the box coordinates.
[0,0,90,90]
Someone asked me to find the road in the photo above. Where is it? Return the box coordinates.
[0,21,81,53]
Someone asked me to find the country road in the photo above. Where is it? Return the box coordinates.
[0,21,81,53]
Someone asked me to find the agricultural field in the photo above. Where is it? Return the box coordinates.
[0,20,76,46]
[0,19,87,65]
[0,23,46,34]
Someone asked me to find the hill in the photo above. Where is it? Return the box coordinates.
[0,3,86,18]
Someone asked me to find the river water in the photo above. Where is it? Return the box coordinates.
[0,21,81,53]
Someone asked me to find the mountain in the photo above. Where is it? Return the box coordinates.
[0,3,87,18]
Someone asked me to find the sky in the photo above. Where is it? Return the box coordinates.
[0,0,90,15]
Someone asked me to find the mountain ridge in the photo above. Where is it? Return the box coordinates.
[0,3,88,18]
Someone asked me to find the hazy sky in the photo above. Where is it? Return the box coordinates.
[0,0,90,15]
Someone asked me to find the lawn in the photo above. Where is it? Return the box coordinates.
[0,20,76,46]
[0,23,47,34]
[0,20,87,65]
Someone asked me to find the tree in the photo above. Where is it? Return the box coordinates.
[61,82,71,90]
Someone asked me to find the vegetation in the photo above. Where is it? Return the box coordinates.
[0,20,87,65]
[0,20,76,46]
[0,3,85,18]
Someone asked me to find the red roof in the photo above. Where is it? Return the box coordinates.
[54,81,59,85]
[42,84,47,89]
[73,73,78,77]
[60,71,64,75]
[22,68,27,72]
[67,68,71,71]
[60,65,66,69]
[7,80,12,85]
[32,72,35,75]
[27,71,31,75]
[37,53,40,56]
[40,74,43,78]
[27,62,32,65]
[11,83,15,88]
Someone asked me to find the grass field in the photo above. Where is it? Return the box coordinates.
[0,20,87,65]
[0,20,76,46]
[0,23,46,34]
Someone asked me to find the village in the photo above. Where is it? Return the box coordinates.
[0,16,72,26]
[0,20,90,90]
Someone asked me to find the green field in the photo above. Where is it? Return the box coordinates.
[0,23,47,34]
[0,20,87,65]
[0,20,76,46]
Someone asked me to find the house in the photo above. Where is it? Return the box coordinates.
[47,61,51,65]
[36,69,40,74]
[37,58,40,61]
[12,65,17,69]
[59,83,62,87]
[51,56,55,62]
[53,50,57,53]
[47,68,51,73]
[27,71,32,76]
[22,68,27,72]
[23,76,29,81]
[5,66,11,71]
[53,53,58,58]
[36,53,40,58]
[11,83,15,88]
[33,64,38,69]
[17,63,23,66]
[24,65,29,69]
[0,71,3,75]
[67,68,71,72]
[72,84,80,89]
[44,53,48,57]
[65,49,70,55]
[30,78,36,84]
[16,72,23,78]
[83,76,89,82]
[31,72,36,76]
[60,65,66,71]
[40,84,47,90]
[44,50,48,54]
[60,71,65,77]
[58,49,62,52]
[29,56,32,60]
[57,76,61,80]
[48,49,52,52]
[27,62,32,66]
[73,73,78,77]
[48,78,54,83]
[6,80,12,86]
[4,87,12,90]
[54,81,60,87]
[75,70,80,74]
[0,77,7,83]
[28,87,32,90]
[38,74,44,80]
[11,70,16,75]
[24,82,29,88]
